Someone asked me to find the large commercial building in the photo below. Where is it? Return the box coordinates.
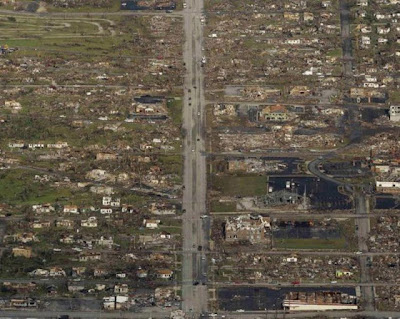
[283,291,358,311]
[225,214,271,244]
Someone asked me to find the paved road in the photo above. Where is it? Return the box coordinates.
[210,211,396,218]
[355,192,375,311]
[181,0,208,316]
[308,155,348,187]
[0,310,169,319]
[210,151,326,158]
[217,310,400,318]
[339,0,354,78]
[1,310,400,319]
[0,9,182,17]
[307,1,375,312]
[212,281,397,288]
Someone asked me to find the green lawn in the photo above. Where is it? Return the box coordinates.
[212,175,268,196]
[158,154,183,176]
[46,0,121,12]
[166,98,183,126]
[389,90,400,104]
[210,200,236,212]
[0,15,157,58]
[327,48,342,57]
[0,169,102,207]
[274,238,347,250]
[0,169,72,205]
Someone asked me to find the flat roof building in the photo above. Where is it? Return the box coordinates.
[283,291,357,311]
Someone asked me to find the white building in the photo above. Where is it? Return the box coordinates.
[389,105,400,122]
[81,216,98,228]
[283,291,357,311]
[63,205,79,214]
[376,181,400,193]
[102,197,120,207]
[143,219,160,229]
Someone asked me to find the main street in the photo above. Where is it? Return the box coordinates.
[181,0,208,316]
[355,192,374,311]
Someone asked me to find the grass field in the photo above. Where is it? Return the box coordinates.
[0,169,71,205]
[327,48,342,57]
[0,14,179,58]
[167,98,183,126]
[157,155,183,182]
[0,169,112,207]
[46,0,121,12]
[274,238,348,250]
[210,200,236,212]
[212,175,268,196]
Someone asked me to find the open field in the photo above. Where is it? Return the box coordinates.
[274,238,348,250]
[211,175,268,197]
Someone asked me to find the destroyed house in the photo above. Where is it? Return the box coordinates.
[259,105,289,122]
[3,282,36,293]
[348,88,387,104]
[134,95,164,104]
[12,247,32,258]
[10,298,37,308]
[127,114,168,121]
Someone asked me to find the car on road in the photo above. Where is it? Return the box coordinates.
[331,281,337,284]
[193,281,199,286]
[198,112,201,116]
[200,215,208,219]
[292,281,300,285]
[355,251,363,255]
[236,309,245,312]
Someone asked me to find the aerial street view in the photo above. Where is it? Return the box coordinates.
[0,0,399,318]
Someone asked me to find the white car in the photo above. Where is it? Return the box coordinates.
[200,215,208,219]
[236,309,245,313]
